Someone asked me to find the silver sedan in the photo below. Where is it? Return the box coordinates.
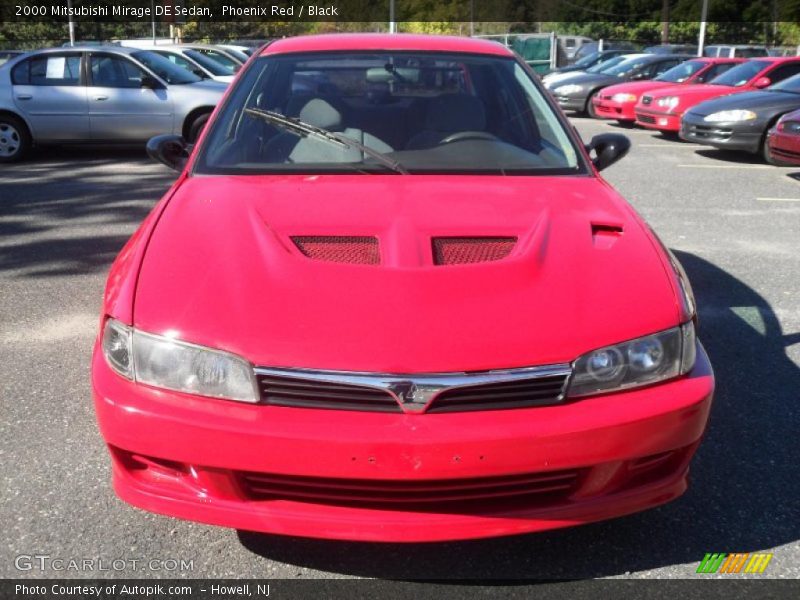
[0,45,227,162]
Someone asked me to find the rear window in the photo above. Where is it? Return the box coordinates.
[12,54,81,86]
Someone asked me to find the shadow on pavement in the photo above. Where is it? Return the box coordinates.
[238,252,800,579]
[0,146,174,277]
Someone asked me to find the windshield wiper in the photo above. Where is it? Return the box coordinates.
[244,107,408,174]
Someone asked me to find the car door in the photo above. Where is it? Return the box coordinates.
[10,52,89,141]
[86,52,173,141]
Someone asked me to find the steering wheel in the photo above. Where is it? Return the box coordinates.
[438,131,498,145]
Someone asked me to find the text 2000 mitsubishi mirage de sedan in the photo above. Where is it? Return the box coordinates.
[92,34,714,542]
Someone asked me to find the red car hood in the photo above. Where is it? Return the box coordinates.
[134,175,680,373]
[644,83,742,110]
[601,80,677,97]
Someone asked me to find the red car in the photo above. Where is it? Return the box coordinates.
[92,34,714,542]
[767,108,800,165]
[592,58,742,123]
[635,57,800,132]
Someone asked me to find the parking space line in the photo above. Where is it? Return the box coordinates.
[756,197,800,202]
[677,164,773,169]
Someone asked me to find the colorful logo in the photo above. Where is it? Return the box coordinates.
[697,552,773,574]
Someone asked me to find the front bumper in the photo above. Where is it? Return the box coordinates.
[554,94,588,113]
[680,113,763,152]
[635,109,682,132]
[592,97,637,121]
[767,129,800,166]
[92,343,714,542]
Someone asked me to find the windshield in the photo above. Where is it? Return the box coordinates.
[603,56,652,77]
[656,59,705,83]
[184,49,234,76]
[195,52,582,176]
[131,51,201,84]
[709,60,769,87]
[769,73,800,93]
[573,52,602,68]
[586,55,627,74]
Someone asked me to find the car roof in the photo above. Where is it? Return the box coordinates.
[261,34,512,57]
[17,45,139,55]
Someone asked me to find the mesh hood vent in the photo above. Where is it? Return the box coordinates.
[292,236,380,265]
[432,237,517,265]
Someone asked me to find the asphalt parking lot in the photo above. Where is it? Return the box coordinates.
[1,118,799,580]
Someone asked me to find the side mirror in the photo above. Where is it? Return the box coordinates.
[586,133,631,171]
[753,76,771,89]
[141,75,163,89]
[147,134,191,172]
[192,68,209,79]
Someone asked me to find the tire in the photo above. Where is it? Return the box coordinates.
[586,91,600,118]
[0,114,31,163]
[186,112,210,143]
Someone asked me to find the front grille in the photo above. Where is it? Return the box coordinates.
[432,237,516,265]
[641,95,653,106]
[258,373,401,412]
[685,124,733,140]
[238,467,583,509]
[292,236,380,265]
[426,374,569,413]
[637,113,656,124]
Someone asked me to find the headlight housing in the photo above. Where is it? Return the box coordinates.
[777,120,800,134]
[611,93,637,103]
[704,110,757,123]
[555,84,583,95]
[567,322,696,398]
[656,96,680,111]
[102,319,258,403]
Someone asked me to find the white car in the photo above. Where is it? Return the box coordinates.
[0,46,226,161]
[142,46,236,83]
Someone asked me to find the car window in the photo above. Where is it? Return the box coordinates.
[765,63,800,84]
[12,54,81,86]
[183,49,234,76]
[737,48,768,58]
[130,50,201,84]
[604,57,652,77]
[586,55,626,74]
[196,48,240,70]
[655,59,705,83]
[196,51,582,176]
[695,62,737,83]
[709,60,770,86]
[769,73,800,93]
[90,55,145,88]
[652,59,680,77]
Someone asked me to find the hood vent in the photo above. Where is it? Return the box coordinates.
[292,236,380,265]
[432,237,517,266]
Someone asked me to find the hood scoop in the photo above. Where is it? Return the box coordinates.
[292,236,380,265]
[432,237,517,266]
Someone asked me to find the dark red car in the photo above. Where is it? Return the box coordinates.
[592,58,742,123]
[92,34,713,542]
[767,108,800,165]
[635,57,800,132]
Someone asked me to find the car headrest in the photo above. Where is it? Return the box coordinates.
[425,94,486,132]
[298,98,343,131]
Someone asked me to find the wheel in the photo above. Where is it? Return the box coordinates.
[186,112,210,143]
[586,91,599,118]
[0,114,31,163]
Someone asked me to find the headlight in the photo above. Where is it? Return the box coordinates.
[611,93,637,103]
[656,96,680,111]
[567,322,696,398]
[101,318,258,403]
[704,110,757,123]
[554,84,583,95]
[777,120,800,134]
